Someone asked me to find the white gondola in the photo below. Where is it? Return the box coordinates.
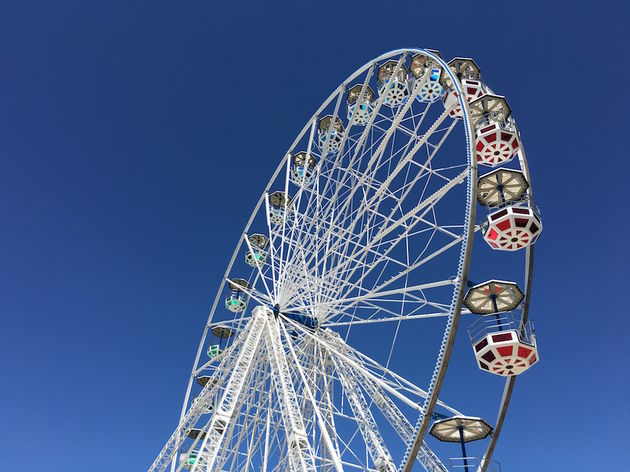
[245,233,269,267]
[318,115,345,154]
[224,279,249,312]
[268,191,291,225]
[347,83,375,125]
[377,60,410,106]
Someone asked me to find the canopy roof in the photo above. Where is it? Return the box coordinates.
[464,279,524,314]
[347,84,375,104]
[228,278,250,291]
[409,50,443,79]
[269,191,291,208]
[439,57,482,91]
[477,169,529,207]
[448,57,481,80]
[248,233,269,249]
[469,94,512,128]
[196,375,212,387]
[377,60,408,83]
[187,428,207,440]
[211,324,234,339]
[318,115,344,133]
[293,151,318,168]
[429,415,493,443]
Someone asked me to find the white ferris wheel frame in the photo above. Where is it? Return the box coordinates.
[152,48,536,472]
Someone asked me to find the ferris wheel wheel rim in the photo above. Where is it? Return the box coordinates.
[171,48,542,472]
[183,48,478,471]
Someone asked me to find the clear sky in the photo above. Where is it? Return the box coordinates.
[1,1,628,471]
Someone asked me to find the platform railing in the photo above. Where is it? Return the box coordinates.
[468,311,535,346]
[449,457,501,472]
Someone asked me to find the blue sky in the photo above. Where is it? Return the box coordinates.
[1,1,628,470]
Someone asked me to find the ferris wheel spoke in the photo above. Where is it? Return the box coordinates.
[286,279,453,313]
[333,332,462,416]
[321,286,456,325]
[279,75,371,294]
[277,148,294,301]
[278,118,323,299]
[312,151,410,275]
[291,172,380,286]
[291,67,431,277]
[331,217,466,313]
[339,99,458,237]
[313,297,445,327]
[283,219,385,306]
[296,251,321,319]
[283,170,375,295]
[341,349,448,472]
[299,157,465,311]
[321,299,471,328]
[323,310,464,327]
[310,56,412,226]
[326,300,426,326]
[289,328,465,470]
[329,350,397,472]
[318,240,439,321]
[283,317,458,417]
[406,122,461,186]
[332,167,467,291]
[282,220,414,286]
[287,176,361,268]
[371,109,430,142]
[296,146,360,253]
[321,108,460,287]
[365,235,465,305]
[409,217,462,240]
[316,342,343,461]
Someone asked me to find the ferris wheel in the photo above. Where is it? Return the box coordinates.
[149,48,542,472]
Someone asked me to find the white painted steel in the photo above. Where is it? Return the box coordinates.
[151,47,536,472]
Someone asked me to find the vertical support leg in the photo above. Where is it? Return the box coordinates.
[149,312,264,472]
[191,308,268,471]
[264,310,317,472]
